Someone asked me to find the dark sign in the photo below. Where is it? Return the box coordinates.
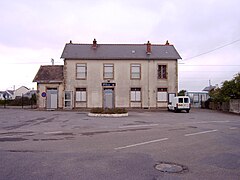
[102,83,116,87]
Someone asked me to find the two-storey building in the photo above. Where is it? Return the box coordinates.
[33,39,181,109]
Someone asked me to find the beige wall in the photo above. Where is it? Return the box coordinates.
[36,83,64,109]
[64,59,178,108]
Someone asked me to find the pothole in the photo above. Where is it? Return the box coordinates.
[155,162,188,173]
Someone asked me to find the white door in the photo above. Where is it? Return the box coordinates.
[50,94,57,109]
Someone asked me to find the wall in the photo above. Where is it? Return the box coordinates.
[229,99,240,114]
[64,59,177,108]
[36,83,64,109]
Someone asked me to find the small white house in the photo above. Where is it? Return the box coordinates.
[13,86,30,99]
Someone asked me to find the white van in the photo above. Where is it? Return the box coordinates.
[168,96,191,113]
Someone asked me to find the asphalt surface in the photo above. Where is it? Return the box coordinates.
[0,108,239,180]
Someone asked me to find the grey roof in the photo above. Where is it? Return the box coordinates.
[61,43,181,60]
[33,65,64,83]
[203,86,216,92]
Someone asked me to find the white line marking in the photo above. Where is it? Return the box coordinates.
[229,127,237,130]
[114,138,168,150]
[185,129,218,137]
[119,124,159,129]
[44,131,63,135]
[183,121,230,125]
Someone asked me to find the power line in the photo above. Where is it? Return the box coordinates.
[184,39,240,61]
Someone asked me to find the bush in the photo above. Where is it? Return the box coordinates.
[90,108,128,114]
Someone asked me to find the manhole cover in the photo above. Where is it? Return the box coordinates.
[155,162,188,173]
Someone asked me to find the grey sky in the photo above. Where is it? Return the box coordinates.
[0,0,239,91]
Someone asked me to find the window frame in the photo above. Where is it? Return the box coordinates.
[130,88,141,102]
[75,88,87,102]
[103,63,114,79]
[76,63,87,79]
[157,88,168,102]
[157,64,168,79]
[130,63,141,79]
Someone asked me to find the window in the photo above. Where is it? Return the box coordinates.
[76,88,86,102]
[184,98,189,103]
[157,88,168,102]
[131,64,141,79]
[103,64,114,79]
[131,88,141,102]
[158,65,167,79]
[76,64,87,79]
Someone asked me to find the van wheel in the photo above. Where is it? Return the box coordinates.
[186,110,190,113]
[174,108,178,113]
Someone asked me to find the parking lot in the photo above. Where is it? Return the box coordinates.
[0,108,239,180]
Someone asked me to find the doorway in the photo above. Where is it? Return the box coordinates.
[46,88,58,109]
[103,88,114,109]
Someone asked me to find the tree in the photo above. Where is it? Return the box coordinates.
[210,73,240,102]
[178,90,186,96]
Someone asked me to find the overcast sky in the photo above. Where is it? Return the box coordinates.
[0,0,240,91]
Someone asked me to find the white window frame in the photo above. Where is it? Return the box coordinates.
[76,88,87,102]
[103,64,114,79]
[64,91,73,109]
[131,64,141,79]
[131,88,141,102]
[157,88,168,102]
[76,63,87,79]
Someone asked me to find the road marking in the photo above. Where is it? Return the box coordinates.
[184,129,218,137]
[229,127,237,130]
[183,121,230,125]
[114,138,168,150]
[44,131,63,135]
[118,124,159,129]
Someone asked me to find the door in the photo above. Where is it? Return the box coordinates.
[103,88,114,109]
[46,89,58,109]
[168,93,176,105]
[64,91,73,109]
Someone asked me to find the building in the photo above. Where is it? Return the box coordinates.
[13,86,30,99]
[185,91,209,108]
[33,39,181,109]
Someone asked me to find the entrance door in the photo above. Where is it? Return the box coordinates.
[46,89,58,109]
[103,88,114,109]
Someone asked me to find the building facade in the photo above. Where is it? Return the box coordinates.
[34,39,181,109]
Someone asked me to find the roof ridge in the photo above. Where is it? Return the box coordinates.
[67,43,170,46]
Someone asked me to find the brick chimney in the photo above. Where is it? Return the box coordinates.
[92,38,97,48]
[146,41,151,55]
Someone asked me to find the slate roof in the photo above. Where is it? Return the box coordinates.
[61,42,181,60]
[33,65,64,83]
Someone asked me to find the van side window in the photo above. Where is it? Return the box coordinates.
[184,98,189,103]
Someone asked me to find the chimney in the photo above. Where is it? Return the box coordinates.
[69,40,72,44]
[92,38,97,48]
[165,40,170,45]
[146,41,151,55]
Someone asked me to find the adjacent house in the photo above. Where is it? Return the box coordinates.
[33,39,181,109]
[0,90,14,100]
[13,86,30,99]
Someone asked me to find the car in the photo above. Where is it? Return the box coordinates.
[168,96,191,113]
